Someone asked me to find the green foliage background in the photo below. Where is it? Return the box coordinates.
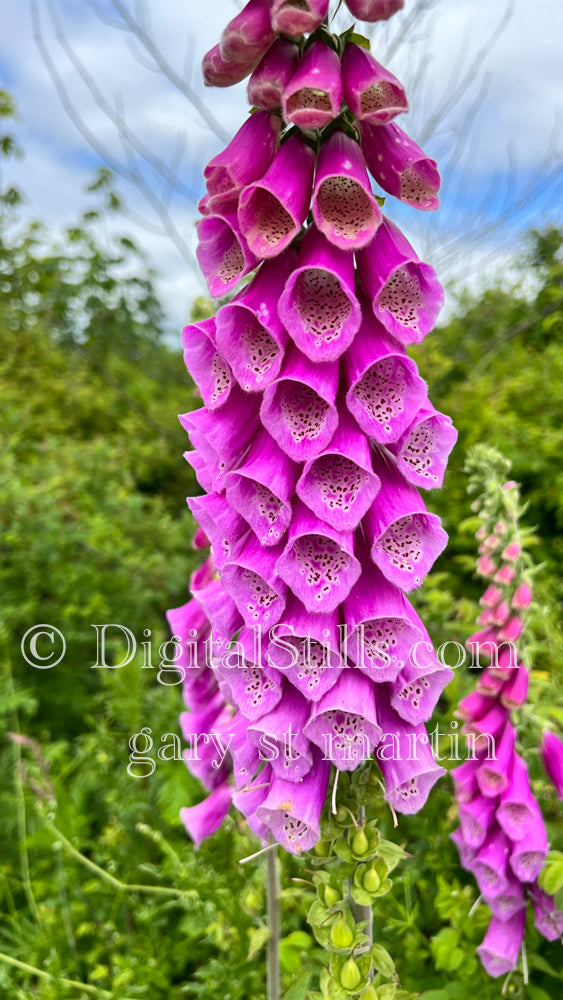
[1,90,562,998]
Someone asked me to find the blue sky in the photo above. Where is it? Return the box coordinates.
[1,0,562,328]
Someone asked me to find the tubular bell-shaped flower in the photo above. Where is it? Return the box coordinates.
[180,783,233,850]
[267,594,342,701]
[215,250,295,390]
[203,110,281,215]
[225,427,299,547]
[247,37,300,109]
[181,316,233,410]
[271,0,330,35]
[343,550,424,682]
[376,697,446,814]
[311,130,381,250]
[196,211,258,298]
[359,119,440,211]
[363,450,448,591]
[390,651,454,726]
[247,682,314,781]
[238,133,315,258]
[477,911,526,978]
[343,304,427,443]
[278,226,362,361]
[345,0,404,21]
[186,493,247,569]
[221,535,287,632]
[276,499,361,613]
[341,42,408,125]
[296,401,381,531]
[256,750,331,854]
[203,42,262,88]
[220,0,276,65]
[540,730,563,799]
[304,669,382,771]
[260,345,339,460]
[357,216,444,344]
[282,40,342,129]
[390,403,458,489]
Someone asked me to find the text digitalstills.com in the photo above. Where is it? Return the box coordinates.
[21,622,515,777]
[20,621,519,678]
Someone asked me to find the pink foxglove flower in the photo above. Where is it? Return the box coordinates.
[540,730,563,799]
[175,0,455,859]
[452,462,559,971]
[477,911,526,978]
[271,0,330,35]
[390,403,457,490]
[360,119,440,211]
[357,216,444,344]
[282,40,342,129]
[238,133,315,258]
[203,110,281,215]
[278,226,362,361]
[311,130,381,250]
[215,250,295,390]
[196,211,258,298]
[203,42,261,88]
[220,0,276,65]
[345,0,404,21]
[342,42,408,125]
[248,37,300,109]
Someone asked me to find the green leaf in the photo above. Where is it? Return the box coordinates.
[538,852,563,895]
[370,943,395,978]
[246,926,269,961]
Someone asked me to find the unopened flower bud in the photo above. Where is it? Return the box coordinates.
[363,864,381,892]
[352,828,369,855]
[331,914,355,949]
[324,885,340,907]
[340,955,362,990]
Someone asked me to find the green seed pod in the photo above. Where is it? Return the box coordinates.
[362,864,381,893]
[324,885,340,907]
[335,805,349,824]
[362,984,379,1000]
[314,839,331,857]
[340,955,362,991]
[330,914,354,949]
[352,828,369,856]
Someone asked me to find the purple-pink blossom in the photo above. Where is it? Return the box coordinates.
[174,0,454,857]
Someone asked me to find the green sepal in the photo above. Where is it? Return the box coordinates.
[372,985,397,1000]
[378,839,409,874]
[340,27,371,51]
[538,850,563,896]
[370,942,395,979]
[349,884,374,907]
[323,977,349,1000]
[307,898,332,947]
[334,839,355,863]
[374,195,386,207]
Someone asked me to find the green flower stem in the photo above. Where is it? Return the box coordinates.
[266,839,281,1000]
[0,950,133,999]
[42,817,196,901]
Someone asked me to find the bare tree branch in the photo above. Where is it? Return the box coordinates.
[94,0,230,144]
